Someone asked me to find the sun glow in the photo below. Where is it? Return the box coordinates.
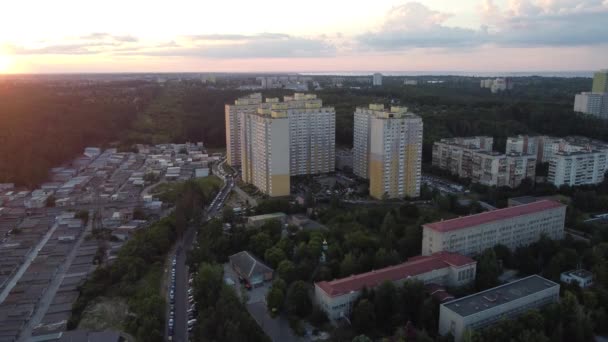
[0,54,13,73]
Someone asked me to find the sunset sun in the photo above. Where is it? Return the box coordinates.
[0,54,12,73]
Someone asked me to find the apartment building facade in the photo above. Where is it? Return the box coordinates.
[421,200,566,257]
[573,92,608,120]
[432,137,493,179]
[315,252,476,320]
[439,275,560,342]
[238,93,335,196]
[353,104,423,199]
[432,137,536,188]
[240,106,291,197]
[225,93,263,166]
[506,135,539,157]
[548,150,608,186]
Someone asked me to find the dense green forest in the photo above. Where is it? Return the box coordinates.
[0,81,158,186]
[3,76,608,186]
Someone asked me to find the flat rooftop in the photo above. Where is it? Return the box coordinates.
[562,269,593,279]
[247,212,286,221]
[442,275,559,317]
[424,200,564,233]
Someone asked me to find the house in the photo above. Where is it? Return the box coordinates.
[228,251,274,287]
[560,269,594,288]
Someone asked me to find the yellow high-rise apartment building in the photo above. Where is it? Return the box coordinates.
[238,93,335,197]
[225,93,263,166]
[353,104,423,199]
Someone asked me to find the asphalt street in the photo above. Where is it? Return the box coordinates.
[167,162,233,342]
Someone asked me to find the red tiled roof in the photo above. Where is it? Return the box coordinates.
[423,200,564,233]
[315,252,475,297]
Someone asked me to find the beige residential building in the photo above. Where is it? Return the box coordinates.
[439,275,560,342]
[239,93,335,197]
[225,93,263,166]
[422,200,566,257]
[433,137,536,188]
[353,104,422,199]
[315,252,476,321]
[240,104,290,196]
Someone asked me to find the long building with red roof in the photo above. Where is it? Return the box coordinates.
[314,252,476,320]
[422,200,565,257]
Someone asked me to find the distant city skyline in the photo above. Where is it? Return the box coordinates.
[1,0,607,73]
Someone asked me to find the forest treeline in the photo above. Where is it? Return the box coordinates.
[2,76,608,187]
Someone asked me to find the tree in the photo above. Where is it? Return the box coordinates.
[261,220,283,241]
[352,299,376,334]
[374,281,399,332]
[399,204,420,219]
[264,247,286,268]
[266,286,285,316]
[193,262,224,306]
[401,280,426,324]
[133,206,146,220]
[285,280,312,318]
[249,232,273,257]
[45,195,56,207]
[277,260,296,284]
[352,335,372,342]
[476,248,501,290]
[340,253,358,277]
[75,210,89,225]
[222,206,234,223]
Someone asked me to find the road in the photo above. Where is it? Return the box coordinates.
[167,171,233,342]
[170,229,194,342]
[0,220,60,304]
[17,210,94,341]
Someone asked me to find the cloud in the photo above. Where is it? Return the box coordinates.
[80,32,139,43]
[186,33,290,41]
[357,2,486,50]
[120,34,335,59]
[484,0,608,47]
[7,42,119,55]
[357,0,608,51]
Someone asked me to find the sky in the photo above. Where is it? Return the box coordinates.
[0,0,607,73]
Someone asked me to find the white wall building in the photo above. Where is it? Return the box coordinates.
[422,200,566,257]
[372,73,383,86]
[433,137,536,188]
[506,135,539,157]
[548,150,607,186]
[573,92,608,120]
[315,252,476,321]
[560,269,594,288]
[439,275,560,342]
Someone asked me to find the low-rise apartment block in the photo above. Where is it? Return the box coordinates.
[506,135,539,157]
[439,275,560,342]
[315,252,476,320]
[432,137,536,188]
[422,200,566,257]
[353,104,423,198]
[548,149,607,186]
[574,92,608,120]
